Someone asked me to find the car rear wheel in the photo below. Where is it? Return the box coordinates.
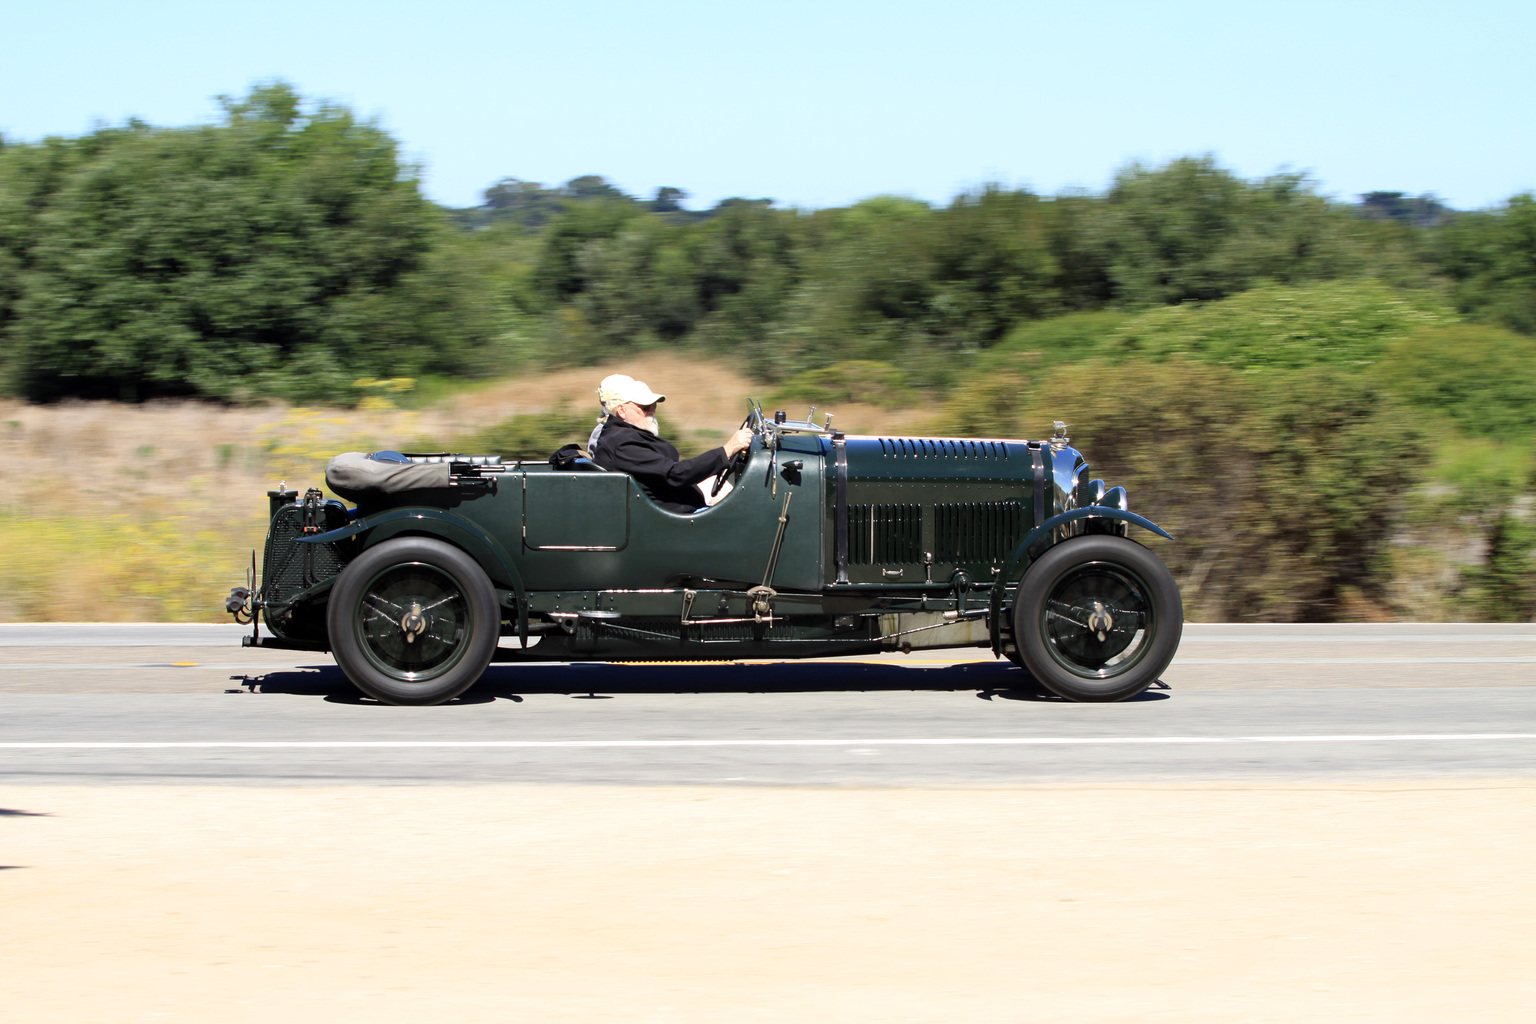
[327,537,499,706]
[1011,535,1182,702]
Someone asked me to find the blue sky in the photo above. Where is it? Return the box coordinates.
[3,0,1531,211]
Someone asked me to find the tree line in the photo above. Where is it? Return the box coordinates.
[2,83,1534,405]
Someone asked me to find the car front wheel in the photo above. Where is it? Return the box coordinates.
[1011,535,1182,702]
[327,537,500,706]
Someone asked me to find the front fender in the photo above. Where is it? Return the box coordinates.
[1002,508,1174,580]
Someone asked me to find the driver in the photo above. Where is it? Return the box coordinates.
[590,374,754,513]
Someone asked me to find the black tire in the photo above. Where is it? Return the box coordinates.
[326,537,499,706]
[1011,535,1182,702]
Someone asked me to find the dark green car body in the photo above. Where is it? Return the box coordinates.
[237,413,1182,704]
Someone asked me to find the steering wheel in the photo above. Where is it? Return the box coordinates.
[710,417,754,497]
[709,402,765,498]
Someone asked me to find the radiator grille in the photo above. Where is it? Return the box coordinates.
[848,503,923,565]
[262,503,350,609]
[933,500,1025,564]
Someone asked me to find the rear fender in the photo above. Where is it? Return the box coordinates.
[298,508,529,641]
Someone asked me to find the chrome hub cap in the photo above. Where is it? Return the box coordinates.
[355,563,470,682]
[399,602,427,644]
[1041,562,1154,679]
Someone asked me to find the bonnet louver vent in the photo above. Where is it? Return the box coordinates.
[848,504,922,565]
[933,501,1026,564]
[875,438,1011,459]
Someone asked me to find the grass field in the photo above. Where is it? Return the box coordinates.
[0,355,905,622]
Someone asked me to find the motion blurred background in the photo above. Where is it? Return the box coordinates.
[0,1,1532,622]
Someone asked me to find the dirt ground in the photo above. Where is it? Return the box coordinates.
[3,782,1533,1022]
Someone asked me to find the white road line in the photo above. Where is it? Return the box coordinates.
[2,734,1533,750]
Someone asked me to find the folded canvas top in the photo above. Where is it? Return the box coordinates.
[325,452,451,501]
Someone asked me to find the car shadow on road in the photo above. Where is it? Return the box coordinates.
[240,660,1171,704]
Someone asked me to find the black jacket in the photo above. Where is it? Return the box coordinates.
[591,418,730,513]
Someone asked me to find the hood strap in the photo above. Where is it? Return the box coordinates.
[833,436,850,584]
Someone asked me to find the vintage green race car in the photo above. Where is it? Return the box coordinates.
[228,403,1182,705]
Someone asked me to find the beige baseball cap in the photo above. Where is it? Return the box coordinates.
[597,373,665,408]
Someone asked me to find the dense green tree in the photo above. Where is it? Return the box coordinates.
[651,187,686,213]
[684,198,804,359]
[1432,194,1536,335]
[1,83,493,402]
[472,177,568,232]
[561,174,630,201]
[441,157,1450,382]
[568,213,704,350]
[0,126,139,377]
[925,187,1061,342]
[761,189,1060,375]
[1357,191,1453,228]
[759,197,936,374]
[1039,190,1115,310]
[538,196,807,370]
[1092,157,1372,306]
[530,198,645,304]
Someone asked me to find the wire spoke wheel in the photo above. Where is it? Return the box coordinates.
[327,537,499,705]
[355,563,471,682]
[1013,535,1182,702]
[1041,565,1153,678]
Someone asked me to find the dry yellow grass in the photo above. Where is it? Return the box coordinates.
[0,397,437,621]
[0,355,901,621]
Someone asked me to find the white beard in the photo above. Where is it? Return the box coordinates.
[637,415,659,435]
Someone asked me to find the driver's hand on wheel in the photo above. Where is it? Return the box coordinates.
[724,428,754,458]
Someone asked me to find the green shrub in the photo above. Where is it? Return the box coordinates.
[987,310,1132,365]
[1375,323,1536,441]
[1107,281,1454,372]
[929,357,1426,621]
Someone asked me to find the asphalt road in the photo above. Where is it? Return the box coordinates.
[2,623,1533,785]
